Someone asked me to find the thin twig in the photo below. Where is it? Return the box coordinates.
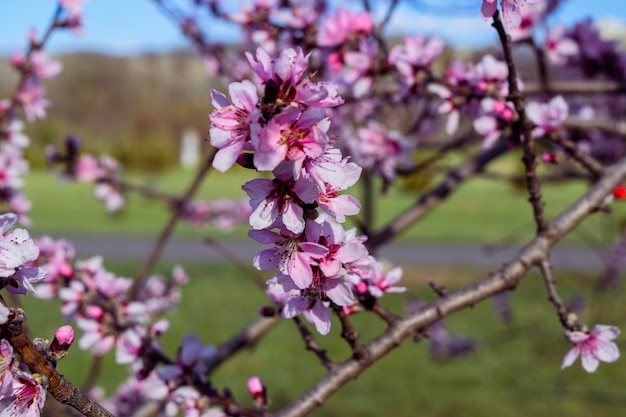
[537,259,574,330]
[493,11,549,234]
[333,306,359,352]
[291,317,334,370]
[548,134,605,180]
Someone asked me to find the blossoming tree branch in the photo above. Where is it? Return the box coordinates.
[0,0,625,415]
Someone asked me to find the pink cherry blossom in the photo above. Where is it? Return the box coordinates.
[32,236,75,299]
[209,79,259,172]
[242,170,319,234]
[366,263,406,298]
[60,0,88,18]
[0,212,47,295]
[2,119,30,148]
[16,79,49,122]
[508,1,546,41]
[250,229,328,289]
[474,98,516,148]
[526,95,568,138]
[29,50,63,80]
[545,24,579,65]
[253,107,330,172]
[427,84,460,135]
[344,121,414,182]
[562,324,620,373]
[317,7,372,48]
[481,0,543,30]
[2,370,47,417]
[0,339,15,398]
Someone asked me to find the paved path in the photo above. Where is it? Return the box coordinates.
[53,235,609,271]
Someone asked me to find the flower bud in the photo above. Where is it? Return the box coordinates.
[247,376,267,406]
[49,325,74,361]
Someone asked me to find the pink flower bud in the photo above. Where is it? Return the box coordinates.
[248,376,263,395]
[85,305,104,319]
[50,325,75,360]
[248,376,267,406]
[356,281,368,294]
[541,152,557,164]
[54,325,75,345]
[10,52,24,69]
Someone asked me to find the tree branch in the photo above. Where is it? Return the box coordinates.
[272,156,626,417]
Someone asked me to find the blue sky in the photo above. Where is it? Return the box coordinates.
[0,0,624,56]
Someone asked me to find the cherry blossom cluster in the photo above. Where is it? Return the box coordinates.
[0,338,48,417]
[46,142,126,212]
[26,236,188,371]
[0,0,89,225]
[0,50,62,224]
[0,213,47,321]
[209,47,405,334]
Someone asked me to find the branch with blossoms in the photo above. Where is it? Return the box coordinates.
[272,157,626,417]
[4,0,626,416]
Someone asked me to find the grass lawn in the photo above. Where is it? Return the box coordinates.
[19,261,626,417]
[24,166,626,247]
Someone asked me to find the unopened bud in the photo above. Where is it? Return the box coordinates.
[248,376,267,406]
[50,325,74,361]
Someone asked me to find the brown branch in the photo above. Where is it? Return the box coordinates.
[272,155,626,417]
[371,304,398,325]
[494,11,549,234]
[367,138,511,250]
[333,307,359,352]
[548,134,605,179]
[291,317,334,370]
[537,259,574,330]
[2,325,113,417]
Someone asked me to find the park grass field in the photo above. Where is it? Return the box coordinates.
[25,166,626,247]
[19,261,626,417]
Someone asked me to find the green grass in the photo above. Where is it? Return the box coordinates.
[19,261,626,417]
[24,167,626,247]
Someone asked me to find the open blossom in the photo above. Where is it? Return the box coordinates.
[474,98,516,148]
[389,35,445,92]
[317,7,372,47]
[243,166,319,234]
[209,80,258,172]
[344,121,414,183]
[545,24,579,65]
[252,107,330,172]
[0,339,15,398]
[526,95,568,137]
[1,370,47,417]
[246,47,343,108]
[562,325,620,373]
[250,229,328,289]
[0,212,47,294]
[29,51,63,80]
[481,0,543,30]
[16,79,49,122]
